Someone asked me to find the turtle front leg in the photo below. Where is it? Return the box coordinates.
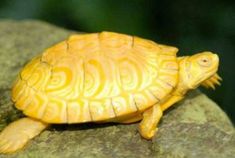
[139,95,184,139]
[0,117,48,154]
[138,104,162,139]
[160,95,183,111]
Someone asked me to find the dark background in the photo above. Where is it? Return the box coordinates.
[0,0,234,123]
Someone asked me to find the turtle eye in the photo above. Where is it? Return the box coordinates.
[198,56,212,67]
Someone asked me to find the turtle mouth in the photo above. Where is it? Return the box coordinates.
[201,73,222,90]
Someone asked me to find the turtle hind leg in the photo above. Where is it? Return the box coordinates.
[0,117,48,154]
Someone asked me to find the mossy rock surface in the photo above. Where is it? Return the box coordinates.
[0,20,234,158]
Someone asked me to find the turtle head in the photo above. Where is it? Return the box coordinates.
[178,51,221,92]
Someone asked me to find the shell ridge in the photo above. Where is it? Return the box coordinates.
[20,77,39,94]
[110,97,117,117]
[132,93,140,111]
[14,79,34,110]
[158,78,175,88]
[83,59,86,96]
[147,89,160,102]
[65,101,68,123]
[65,39,69,53]
[88,101,93,121]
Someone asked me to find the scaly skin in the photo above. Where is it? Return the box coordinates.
[0,32,221,153]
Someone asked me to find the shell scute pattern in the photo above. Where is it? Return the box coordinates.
[45,56,82,100]
[83,56,118,98]
[118,55,145,91]
[133,89,159,111]
[158,44,179,56]
[89,99,116,121]
[99,32,133,57]
[20,56,41,81]
[12,77,25,102]
[14,80,34,110]
[23,91,48,119]
[111,93,137,116]
[67,99,91,123]
[41,97,67,123]
[41,41,68,65]
[67,33,100,58]
[13,32,179,123]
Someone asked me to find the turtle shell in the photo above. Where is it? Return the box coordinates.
[12,32,179,123]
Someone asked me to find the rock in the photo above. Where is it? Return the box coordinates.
[0,20,234,158]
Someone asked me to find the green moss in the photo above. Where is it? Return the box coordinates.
[0,20,234,158]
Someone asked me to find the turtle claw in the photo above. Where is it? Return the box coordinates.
[201,73,222,89]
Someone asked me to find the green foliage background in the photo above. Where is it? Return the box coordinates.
[0,0,234,123]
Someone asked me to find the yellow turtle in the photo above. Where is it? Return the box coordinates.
[0,32,221,153]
